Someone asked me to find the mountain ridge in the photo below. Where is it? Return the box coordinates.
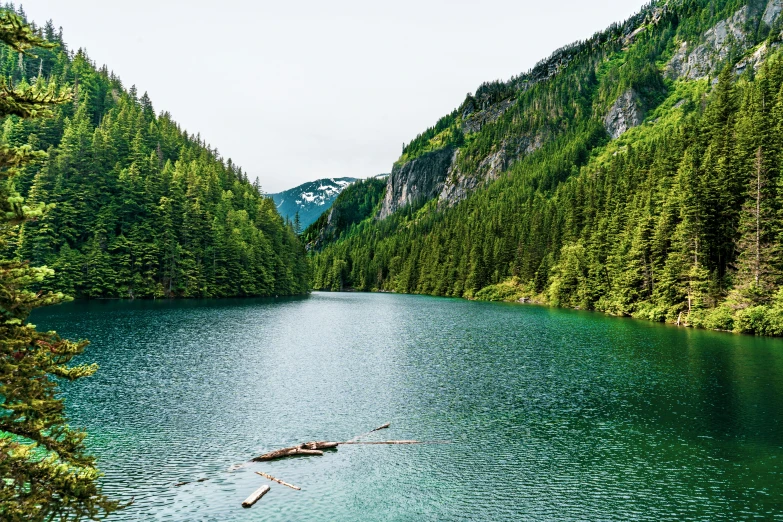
[309,0,783,336]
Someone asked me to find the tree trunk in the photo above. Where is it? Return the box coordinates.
[755,146,762,286]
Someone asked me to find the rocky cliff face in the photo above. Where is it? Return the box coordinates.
[379,147,456,219]
[381,130,547,215]
[666,1,783,81]
[666,6,751,80]
[765,0,783,24]
[605,89,645,139]
[376,1,783,222]
[438,134,543,206]
[462,98,514,134]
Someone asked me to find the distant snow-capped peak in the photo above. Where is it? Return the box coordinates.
[269,177,359,229]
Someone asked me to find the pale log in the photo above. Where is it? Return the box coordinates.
[338,440,449,445]
[252,445,302,461]
[241,485,270,508]
[292,448,324,457]
[256,471,301,491]
[253,446,324,462]
[302,441,339,450]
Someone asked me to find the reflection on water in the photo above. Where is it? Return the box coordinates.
[32,292,783,521]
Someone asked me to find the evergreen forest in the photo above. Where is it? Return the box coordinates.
[310,0,783,336]
[0,4,308,299]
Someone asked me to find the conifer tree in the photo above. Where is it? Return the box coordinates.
[0,10,119,521]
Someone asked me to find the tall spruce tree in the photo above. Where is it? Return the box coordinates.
[0,11,119,521]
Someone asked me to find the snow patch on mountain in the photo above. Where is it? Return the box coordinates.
[269,177,359,229]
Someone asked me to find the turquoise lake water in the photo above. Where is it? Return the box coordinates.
[31,292,783,520]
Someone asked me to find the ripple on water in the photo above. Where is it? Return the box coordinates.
[27,293,783,521]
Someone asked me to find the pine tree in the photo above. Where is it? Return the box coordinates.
[293,211,301,236]
[0,10,119,520]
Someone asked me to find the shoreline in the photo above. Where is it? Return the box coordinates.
[311,288,770,339]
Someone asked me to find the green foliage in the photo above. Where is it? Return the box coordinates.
[311,0,783,337]
[399,112,461,164]
[473,277,535,303]
[0,7,121,521]
[0,9,308,299]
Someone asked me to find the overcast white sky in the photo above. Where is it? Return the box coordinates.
[22,1,646,193]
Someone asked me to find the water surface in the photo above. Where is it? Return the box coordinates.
[32,292,783,520]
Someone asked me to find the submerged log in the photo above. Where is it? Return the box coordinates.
[348,422,391,442]
[174,477,208,487]
[256,471,301,491]
[338,440,450,445]
[242,485,271,508]
[253,445,324,462]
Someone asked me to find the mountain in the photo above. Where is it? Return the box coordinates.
[3,8,309,298]
[309,0,783,336]
[302,177,387,250]
[269,177,359,229]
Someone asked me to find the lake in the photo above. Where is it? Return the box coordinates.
[31,292,783,521]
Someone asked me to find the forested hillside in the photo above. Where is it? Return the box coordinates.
[1,5,308,298]
[311,0,783,335]
[302,176,387,250]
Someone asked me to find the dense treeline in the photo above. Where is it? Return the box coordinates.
[0,5,308,298]
[311,0,783,335]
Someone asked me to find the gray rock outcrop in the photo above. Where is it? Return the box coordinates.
[764,0,783,25]
[666,6,750,80]
[605,89,644,139]
[667,1,783,81]
[462,98,514,134]
[438,134,545,207]
[378,147,455,219]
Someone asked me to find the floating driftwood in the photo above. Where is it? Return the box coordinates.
[241,485,270,508]
[338,440,450,445]
[242,423,453,508]
[252,436,365,462]
[249,422,451,464]
[301,441,339,450]
[256,471,301,491]
[253,439,448,460]
[252,446,324,462]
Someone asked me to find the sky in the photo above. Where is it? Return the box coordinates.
[22,1,648,193]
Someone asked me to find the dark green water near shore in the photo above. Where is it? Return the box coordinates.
[32,292,783,520]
